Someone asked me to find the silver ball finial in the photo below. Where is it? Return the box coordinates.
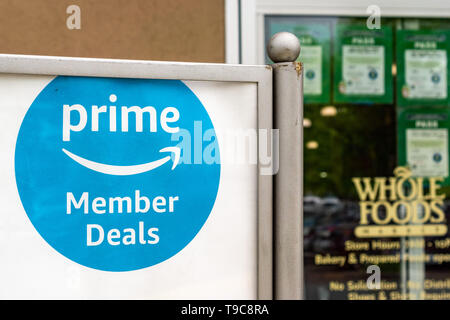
[267,32,300,63]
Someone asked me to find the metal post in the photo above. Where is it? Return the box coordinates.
[267,32,303,300]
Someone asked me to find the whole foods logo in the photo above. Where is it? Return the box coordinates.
[352,166,448,238]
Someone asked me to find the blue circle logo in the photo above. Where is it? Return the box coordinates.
[15,76,220,271]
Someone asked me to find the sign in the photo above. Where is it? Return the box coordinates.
[353,166,447,238]
[15,76,220,272]
[0,55,272,299]
[333,24,393,104]
[267,22,331,104]
[397,107,450,186]
[396,30,450,107]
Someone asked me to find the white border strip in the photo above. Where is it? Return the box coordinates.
[0,53,268,82]
[225,0,240,64]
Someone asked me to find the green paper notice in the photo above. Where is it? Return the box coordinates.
[397,107,450,186]
[341,45,385,95]
[302,45,322,95]
[403,49,447,99]
[407,129,448,177]
[266,21,331,104]
[333,24,393,104]
[396,30,450,107]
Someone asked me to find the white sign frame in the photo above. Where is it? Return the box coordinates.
[0,53,273,299]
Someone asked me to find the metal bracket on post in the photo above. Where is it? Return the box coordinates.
[267,32,304,300]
